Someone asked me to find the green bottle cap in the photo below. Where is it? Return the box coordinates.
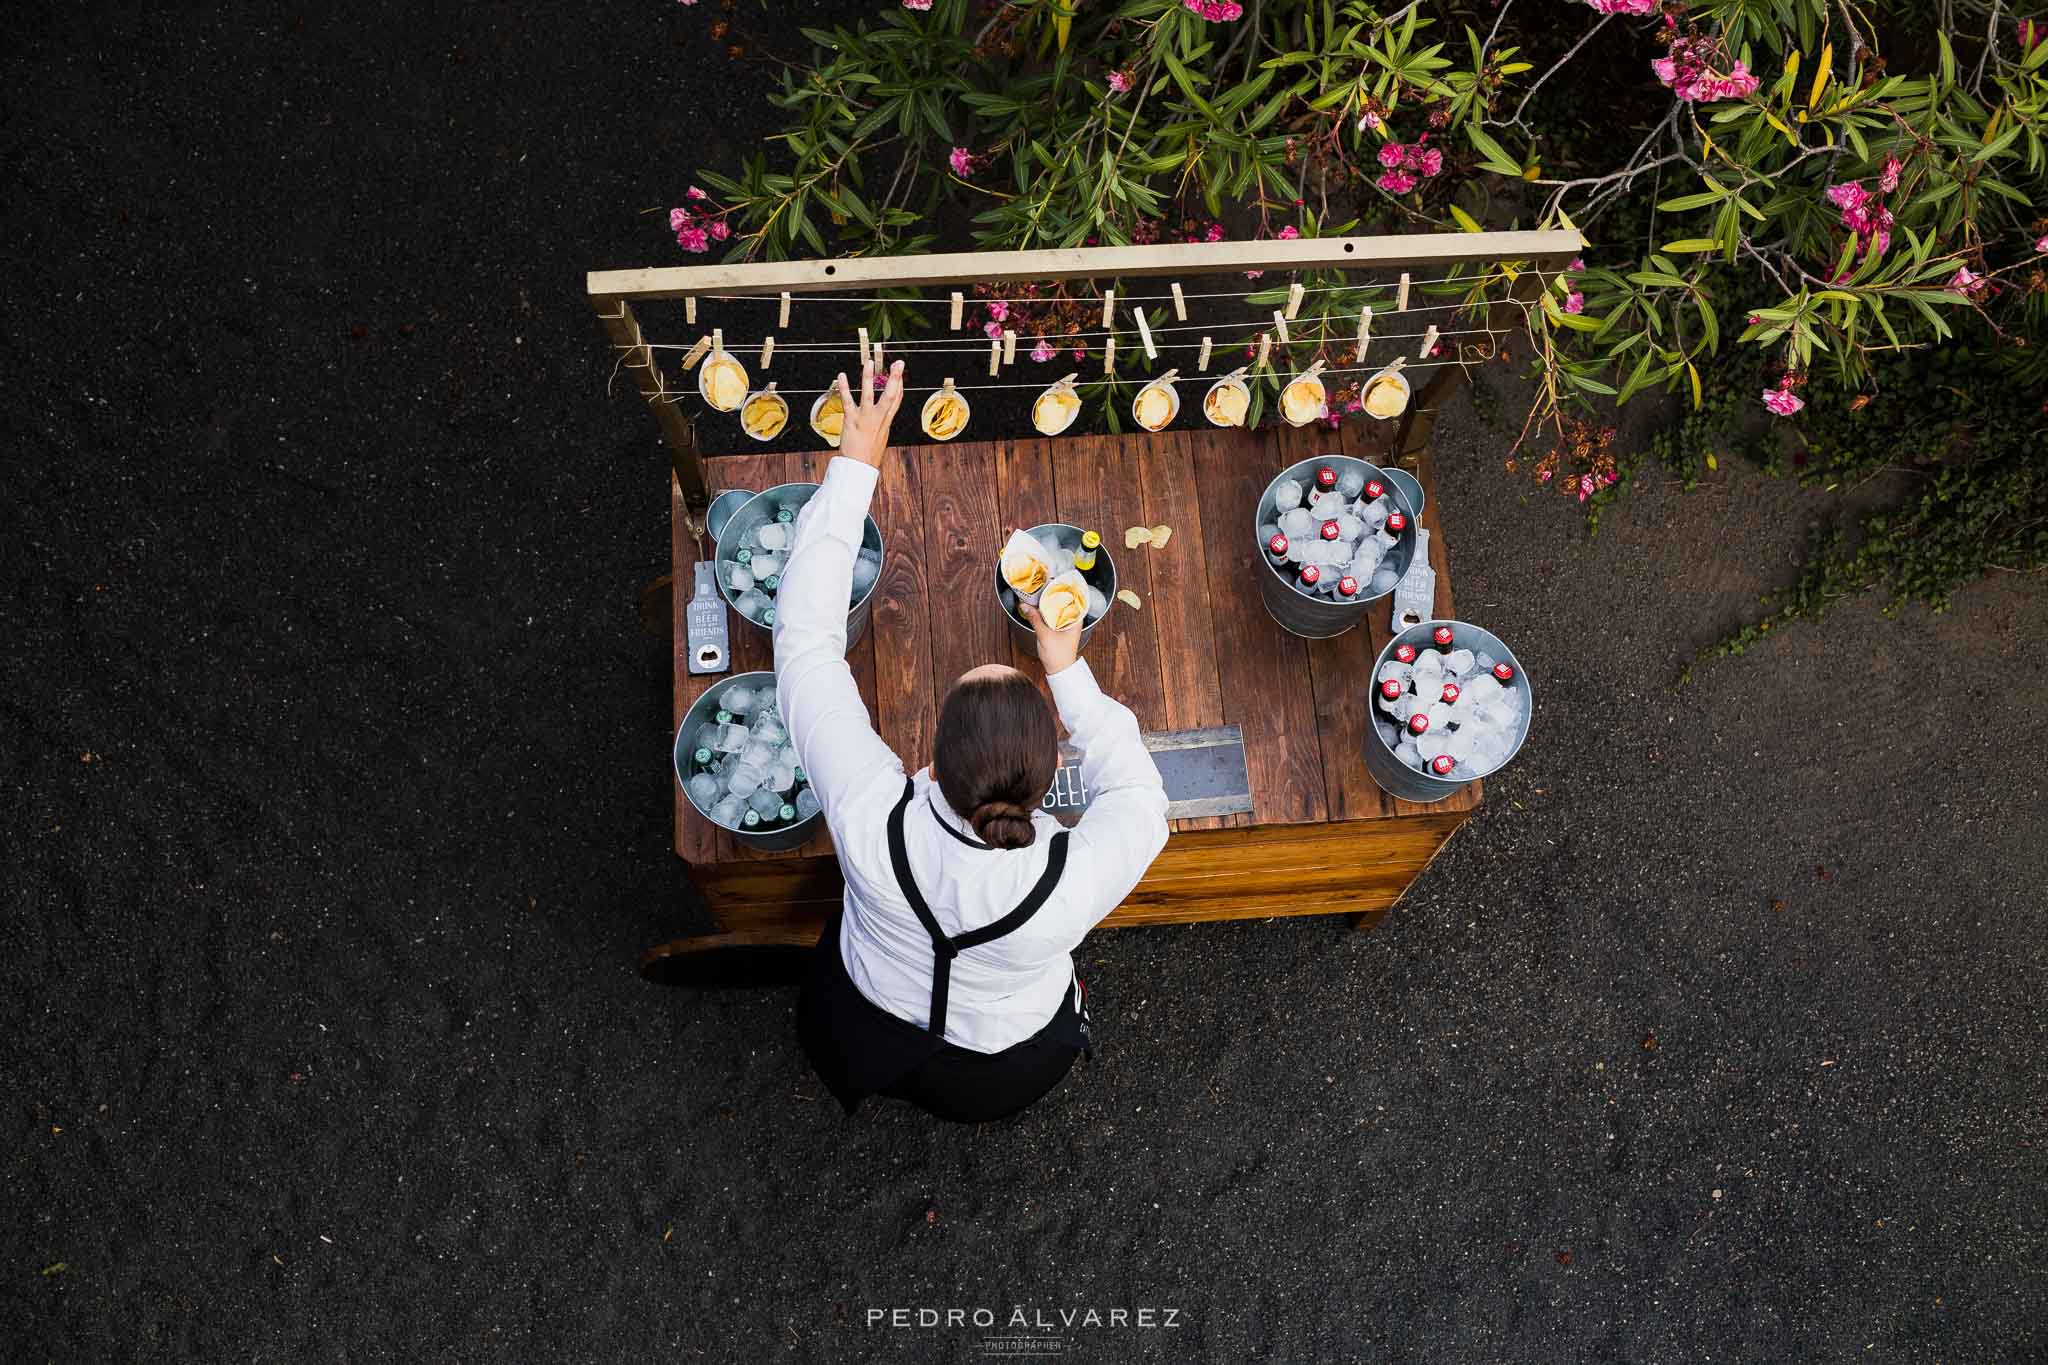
[735,548,752,563]
[793,767,805,783]
[762,574,780,591]
[779,804,797,822]
[693,747,712,765]
[715,710,732,725]
[742,810,760,827]
[762,607,777,626]
[776,507,796,523]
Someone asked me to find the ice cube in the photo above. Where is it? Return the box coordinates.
[711,795,745,827]
[733,590,769,620]
[1274,478,1305,511]
[1376,661,1413,685]
[723,686,756,715]
[771,761,797,794]
[1375,720,1401,748]
[1336,514,1364,542]
[1404,692,1434,721]
[1378,687,1407,716]
[1413,651,1443,682]
[756,523,789,552]
[1473,650,1498,675]
[1258,521,1281,544]
[1426,702,1452,730]
[794,788,821,820]
[1337,468,1367,498]
[1416,729,1451,761]
[1310,489,1347,516]
[1446,727,1477,761]
[748,787,783,820]
[723,563,755,593]
[1369,565,1399,596]
[686,773,720,809]
[1444,648,1475,677]
[726,761,765,798]
[750,554,783,580]
[1461,675,1502,706]
[1279,507,1315,537]
[1394,739,1421,768]
[1086,586,1108,621]
[852,550,882,597]
[715,723,749,754]
[750,715,787,746]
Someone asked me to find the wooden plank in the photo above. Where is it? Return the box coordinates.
[588,229,1586,299]
[1137,430,1235,830]
[867,446,938,774]
[1191,428,1328,825]
[919,440,1008,695]
[1050,436,1168,733]
[994,437,1060,683]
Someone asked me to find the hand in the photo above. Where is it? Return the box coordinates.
[1019,600,1082,677]
[833,355,906,470]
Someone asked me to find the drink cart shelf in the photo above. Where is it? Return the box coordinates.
[667,421,1478,943]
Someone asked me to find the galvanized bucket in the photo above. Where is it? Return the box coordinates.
[714,482,884,644]
[673,670,822,851]
[994,523,1118,650]
[1361,619,1533,804]
[1254,455,1418,639]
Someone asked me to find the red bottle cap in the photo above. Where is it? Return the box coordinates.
[1429,754,1456,776]
[1315,466,1338,490]
[1432,625,1454,648]
[1378,678,1403,700]
[1441,682,1461,704]
[1337,575,1359,598]
[1298,563,1321,586]
[1394,644,1418,664]
[1386,511,1409,534]
[1319,519,1341,541]
[1406,712,1430,736]
[1267,532,1289,557]
[1491,661,1515,683]
[1363,478,1385,500]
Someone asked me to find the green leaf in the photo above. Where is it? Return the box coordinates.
[1660,239,1722,253]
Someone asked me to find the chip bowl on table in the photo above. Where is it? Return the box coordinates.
[995,523,1116,650]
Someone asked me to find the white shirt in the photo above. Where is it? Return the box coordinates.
[772,457,1170,1054]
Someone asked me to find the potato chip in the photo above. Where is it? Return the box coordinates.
[1124,526,1153,550]
[1116,589,1143,611]
[1148,525,1172,549]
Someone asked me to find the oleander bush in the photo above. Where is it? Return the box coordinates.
[669,0,2047,651]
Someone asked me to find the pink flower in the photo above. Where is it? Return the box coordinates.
[676,225,710,253]
[1825,182,1869,214]
[1417,147,1444,177]
[2020,18,2046,51]
[707,219,730,241]
[1537,469,1553,483]
[1377,142,1407,168]
[948,146,974,178]
[669,207,689,231]
[686,186,707,201]
[1879,156,1902,192]
[984,321,1003,338]
[1568,256,1586,273]
[2035,234,2048,254]
[1588,0,1657,13]
[1376,169,1418,194]
[1761,387,1805,417]
[1244,269,1264,279]
[1277,225,1300,240]
[678,0,697,5]
[1204,223,1225,243]
[1654,38,1761,102]
[1357,112,1384,133]
[1072,347,1086,360]
[1715,63,1761,99]
[1945,266,1985,298]
[1030,339,1057,363]
[1107,70,1132,94]
[987,299,1009,322]
[1578,474,1596,500]
[1182,0,1245,18]
[903,0,933,9]
[1650,56,1677,86]
[1563,290,1585,315]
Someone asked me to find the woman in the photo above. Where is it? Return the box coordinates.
[774,357,1170,1123]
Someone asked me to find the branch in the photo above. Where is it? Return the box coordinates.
[1495,15,1612,128]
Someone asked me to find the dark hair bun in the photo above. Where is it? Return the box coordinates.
[970,800,1037,849]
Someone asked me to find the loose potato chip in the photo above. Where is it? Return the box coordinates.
[1124,526,1153,550]
[1116,589,1143,610]
[1148,525,1172,549]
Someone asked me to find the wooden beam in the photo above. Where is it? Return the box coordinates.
[587,229,1585,301]
[592,296,709,523]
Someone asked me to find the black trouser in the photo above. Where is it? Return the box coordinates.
[878,1029,1083,1124]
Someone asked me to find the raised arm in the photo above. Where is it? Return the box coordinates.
[772,359,908,828]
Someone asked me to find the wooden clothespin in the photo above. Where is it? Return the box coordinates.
[949,292,964,330]
[1396,272,1412,312]
[1418,325,1439,358]
[988,337,1001,377]
[1356,305,1374,358]
[760,336,774,369]
[712,327,725,357]
[685,296,698,325]
[1135,307,1156,361]
[1103,335,1117,375]
[1273,310,1290,345]
[1170,282,1187,321]
[778,292,792,328]
[680,334,712,370]
[1197,336,1213,371]
[857,327,871,369]
[1101,289,1115,329]
[1284,282,1305,320]
[1002,328,1017,365]
[1255,332,1272,371]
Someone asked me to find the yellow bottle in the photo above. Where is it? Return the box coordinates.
[1074,531,1100,572]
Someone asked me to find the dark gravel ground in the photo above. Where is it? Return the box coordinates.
[4,2,2045,1361]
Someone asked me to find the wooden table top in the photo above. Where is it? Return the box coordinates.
[670,421,1478,868]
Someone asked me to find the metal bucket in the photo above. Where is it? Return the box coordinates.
[1361,619,1533,804]
[673,671,822,851]
[714,482,884,644]
[995,523,1118,651]
[1255,455,1418,639]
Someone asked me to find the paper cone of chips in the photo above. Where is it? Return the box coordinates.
[740,385,789,442]
[999,529,1054,602]
[1131,370,1180,432]
[810,388,845,447]
[1279,360,1328,427]
[698,348,749,413]
[921,379,970,441]
[1361,359,1411,420]
[1202,368,1251,427]
[1032,374,1082,436]
[1036,569,1090,631]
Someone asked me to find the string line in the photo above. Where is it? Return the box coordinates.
[680,266,1538,306]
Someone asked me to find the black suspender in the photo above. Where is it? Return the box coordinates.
[884,778,1070,1041]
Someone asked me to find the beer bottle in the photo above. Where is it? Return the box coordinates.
[1319,519,1342,541]
[1393,643,1418,664]
[1315,466,1339,493]
[1362,478,1386,501]
[1298,563,1323,588]
[1386,510,1409,535]
[1266,531,1290,561]
[1491,661,1516,684]
[1405,712,1430,736]
[1440,682,1461,705]
[1074,530,1101,571]
[1378,678,1405,703]
[1428,754,1456,776]
[742,809,762,827]
[1432,625,1455,653]
[1336,575,1360,599]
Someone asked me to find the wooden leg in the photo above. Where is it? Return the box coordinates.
[1349,907,1389,934]
[639,573,674,639]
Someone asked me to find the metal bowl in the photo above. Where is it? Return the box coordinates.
[993,523,1118,650]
